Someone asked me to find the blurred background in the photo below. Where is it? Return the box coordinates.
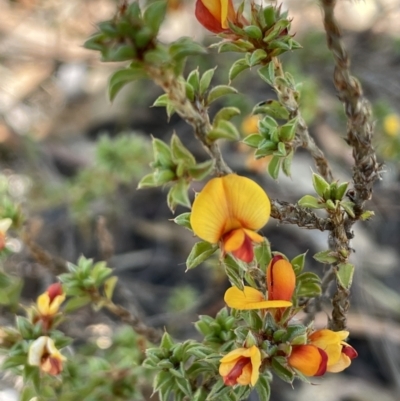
[1,0,400,400]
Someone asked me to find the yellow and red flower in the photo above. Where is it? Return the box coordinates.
[195,0,236,33]
[37,283,65,317]
[28,336,66,376]
[288,329,357,376]
[190,174,271,263]
[309,329,358,373]
[219,345,261,386]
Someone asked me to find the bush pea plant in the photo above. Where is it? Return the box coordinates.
[0,1,382,400]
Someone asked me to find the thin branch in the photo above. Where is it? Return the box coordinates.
[270,199,333,231]
[146,66,232,176]
[319,0,382,330]
[272,58,334,182]
[22,222,161,342]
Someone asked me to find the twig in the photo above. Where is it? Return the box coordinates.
[146,65,232,176]
[319,0,382,330]
[22,222,161,342]
[270,199,333,231]
[272,58,334,182]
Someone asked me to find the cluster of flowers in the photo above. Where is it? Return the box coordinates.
[190,174,357,386]
[27,283,66,375]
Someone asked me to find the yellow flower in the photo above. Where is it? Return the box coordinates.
[28,336,66,375]
[0,218,12,251]
[219,345,261,386]
[37,283,65,317]
[190,174,271,263]
[309,329,358,373]
[383,114,400,137]
[224,286,292,310]
[195,0,236,33]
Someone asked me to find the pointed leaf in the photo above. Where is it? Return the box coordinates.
[186,241,218,270]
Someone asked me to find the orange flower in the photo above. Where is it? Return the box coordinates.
[267,255,296,302]
[288,344,328,376]
[195,0,236,33]
[224,285,292,310]
[288,330,357,376]
[219,345,261,386]
[309,329,358,373]
[28,336,66,376]
[37,283,65,317]
[190,174,271,263]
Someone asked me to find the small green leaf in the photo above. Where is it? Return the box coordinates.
[337,263,354,290]
[213,107,241,125]
[313,250,338,264]
[249,49,267,67]
[255,240,272,272]
[160,332,174,350]
[263,6,276,28]
[143,0,167,34]
[138,173,157,188]
[207,85,238,105]
[108,67,147,102]
[279,118,297,142]
[229,58,249,82]
[255,374,271,401]
[188,160,214,180]
[360,210,375,221]
[244,25,263,40]
[257,62,275,85]
[223,255,244,290]
[171,133,196,166]
[152,137,173,167]
[104,276,118,300]
[312,173,330,198]
[169,37,207,60]
[282,149,293,177]
[63,295,91,313]
[297,195,325,209]
[153,93,169,107]
[242,134,263,148]
[186,241,218,270]
[291,252,307,275]
[341,200,355,218]
[272,356,294,383]
[187,69,200,93]
[154,169,176,185]
[334,181,349,201]
[213,120,240,141]
[267,155,281,179]
[199,68,216,96]
[167,180,191,212]
[173,212,192,230]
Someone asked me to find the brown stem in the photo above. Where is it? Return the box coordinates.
[318,0,382,330]
[271,199,333,231]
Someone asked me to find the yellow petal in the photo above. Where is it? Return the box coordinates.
[327,353,351,373]
[224,286,292,310]
[48,294,66,315]
[249,345,261,386]
[309,329,348,366]
[190,175,270,244]
[220,347,249,363]
[200,0,222,24]
[223,229,245,252]
[236,362,252,385]
[37,293,51,316]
